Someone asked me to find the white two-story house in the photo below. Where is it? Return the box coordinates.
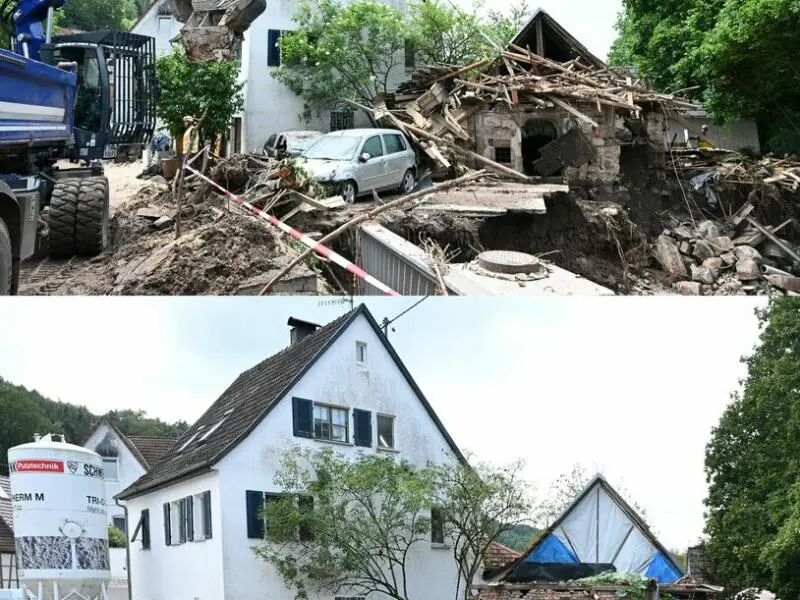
[117,303,466,600]
[131,0,411,154]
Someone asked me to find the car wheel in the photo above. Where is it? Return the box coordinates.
[399,170,416,195]
[341,181,357,204]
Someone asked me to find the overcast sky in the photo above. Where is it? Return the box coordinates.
[1,297,766,550]
[457,0,624,60]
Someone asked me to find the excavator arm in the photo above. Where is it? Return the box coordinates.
[167,0,266,62]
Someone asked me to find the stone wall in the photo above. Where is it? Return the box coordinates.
[472,104,622,185]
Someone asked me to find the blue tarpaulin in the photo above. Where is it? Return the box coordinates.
[527,534,579,564]
[645,551,682,583]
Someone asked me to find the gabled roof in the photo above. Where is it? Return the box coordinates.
[496,474,684,584]
[510,8,606,70]
[485,542,523,569]
[129,0,178,33]
[83,417,177,470]
[118,304,465,501]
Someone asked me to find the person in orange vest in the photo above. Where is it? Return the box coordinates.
[182,115,200,155]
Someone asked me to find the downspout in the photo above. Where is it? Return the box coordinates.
[115,499,133,600]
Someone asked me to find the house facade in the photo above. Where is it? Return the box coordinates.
[0,477,18,591]
[132,0,410,155]
[118,305,465,600]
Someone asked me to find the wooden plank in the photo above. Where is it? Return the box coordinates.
[546,95,599,127]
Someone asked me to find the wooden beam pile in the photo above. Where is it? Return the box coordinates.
[670,149,800,191]
[368,49,702,172]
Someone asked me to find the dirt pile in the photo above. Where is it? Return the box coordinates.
[23,181,320,296]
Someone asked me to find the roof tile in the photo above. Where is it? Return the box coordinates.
[118,308,356,499]
[126,436,177,468]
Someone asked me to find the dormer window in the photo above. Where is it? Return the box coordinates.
[356,341,367,364]
[198,410,234,445]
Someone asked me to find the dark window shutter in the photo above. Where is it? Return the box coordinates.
[353,409,372,447]
[178,499,187,543]
[299,495,314,541]
[267,30,281,67]
[203,491,212,539]
[142,509,151,549]
[246,490,265,539]
[163,503,171,546]
[187,496,194,542]
[292,398,313,438]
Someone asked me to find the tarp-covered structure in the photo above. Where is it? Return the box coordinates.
[498,474,684,585]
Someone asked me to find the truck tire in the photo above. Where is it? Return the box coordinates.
[75,177,110,257]
[0,217,11,296]
[48,178,81,259]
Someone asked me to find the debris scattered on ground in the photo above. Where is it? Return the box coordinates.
[671,149,800,191]
[654,211,800,296]
[358,47,699,177]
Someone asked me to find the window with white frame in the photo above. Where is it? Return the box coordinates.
[356,341,367,364]
[377,414,395,449]
[102,457,119,481]
[313,404,348,442]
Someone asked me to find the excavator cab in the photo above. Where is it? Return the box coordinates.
[39,31,157,163]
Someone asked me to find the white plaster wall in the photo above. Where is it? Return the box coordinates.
[83,426,147,527]
[217,312,460,600]
[131,0,183,58]
[123,472,224,600]
[242,0,411,152]
[108,547,129,600]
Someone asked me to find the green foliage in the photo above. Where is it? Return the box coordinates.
[608,0,800,154]
[496,523,540,552]
[275,0,532,120]
[254,447,435,600]
[108,525,127,548]
[704,298,800,595]
[0,375,187,476]
[155,48,244,143]
[274,0,409,119]
[59,0,137,31]
[432,456,533,600]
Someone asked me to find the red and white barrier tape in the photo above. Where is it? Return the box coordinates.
[183,164,400,296]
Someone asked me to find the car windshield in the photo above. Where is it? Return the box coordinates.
[303,135,361,160]
[289,134,322,153]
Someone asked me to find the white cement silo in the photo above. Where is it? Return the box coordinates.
[7,434,110,600]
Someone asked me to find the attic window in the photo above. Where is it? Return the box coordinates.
[177,426,205,452]
[197,410,234,444]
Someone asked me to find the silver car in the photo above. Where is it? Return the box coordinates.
[299,128,417,203]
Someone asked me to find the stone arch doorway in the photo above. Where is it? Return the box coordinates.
[522,119,559,175]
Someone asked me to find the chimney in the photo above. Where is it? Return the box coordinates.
[287,317,321,346]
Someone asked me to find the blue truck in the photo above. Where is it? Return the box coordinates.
[0,0,156,294]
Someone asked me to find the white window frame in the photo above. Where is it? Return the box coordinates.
[313,403,349,443]
[356,341,367,364]
[102,457,119,481]
[169,500,182,545]
[376,413,395,450]
[192,493,208,541]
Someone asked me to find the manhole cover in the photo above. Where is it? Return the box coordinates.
[477,250,544,275]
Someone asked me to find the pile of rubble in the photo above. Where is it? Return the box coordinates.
[654,210,800,296]
[364,47,699,175]
[671,149,800,191]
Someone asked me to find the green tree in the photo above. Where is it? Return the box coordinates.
[608,0,800,154]
[483,0,534,47]
[274,0,408,119]
[432,456,533,600]
[408,0,488,66]
[704,298,800,595]
[254,447,435,600]
[495,523,540,552]
[59,0,137,31]
[0,388,53,475]
[106,409,189,438]
[155,48,244,143]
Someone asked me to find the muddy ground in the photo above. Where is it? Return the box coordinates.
[17,157,800,296]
